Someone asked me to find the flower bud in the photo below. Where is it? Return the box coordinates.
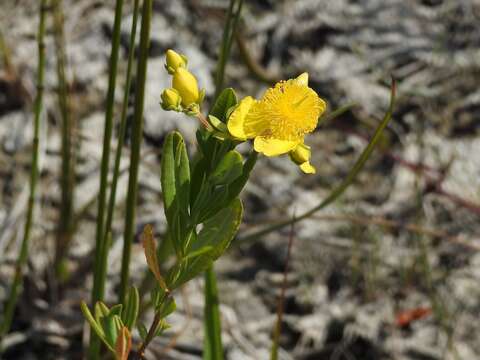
[165,49,188,74]
[289,143,316,174]
[161,88,182,111]
[172,68,200,107]
[289,143,311,165]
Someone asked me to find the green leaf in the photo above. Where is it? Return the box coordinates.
[210,150,243,185]
[161,131,191,257]
[109,304,123,317]
[81,301,113,352]
[95,301,110,324]
[156,296,177,319]
[121,286,139,330]
[101,314,120,349]
[190,156,208,207]
[226,150,257,201]
[154,319,171,337]
[167,199,243,289]
[210,88,237,122]
[193,198,243,259]
[196,129,215,159]
[208,115,228,132]
[137,322,148,341]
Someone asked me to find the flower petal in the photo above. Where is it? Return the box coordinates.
[242,101,271,138]
[294,72,309,86]
[254,136,299,157]
[299,162,316,174]
[227,96,255,140]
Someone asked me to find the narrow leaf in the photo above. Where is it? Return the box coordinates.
[122,286,139,330]
[142,224,167,290]
[115,326,132,360]
[101,314,120,349]
[156,296,177,319]
[137,322,148,341]
[95,301,110,324]
[80,301,113,352]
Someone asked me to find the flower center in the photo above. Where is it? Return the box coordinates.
[260,81,322,141]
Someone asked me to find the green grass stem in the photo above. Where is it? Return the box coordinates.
[203,1,244,357]
[214,0,244,99]
[203,266,224,360]
[92,0,140,334]
[88,0,126,357]
[118,0,152,305]
[270,220,295,360]
[0,0,47,345]
[53,0,76,274]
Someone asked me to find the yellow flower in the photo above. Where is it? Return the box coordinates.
[289,143,316,174]
[227,73,326,157]
[172,68,200,107]
[160,88,182,111]
[165,49,187,74]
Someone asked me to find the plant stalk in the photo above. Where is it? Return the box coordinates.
[214,0,244,99]
[118,0,152,304]
[0,0,47,344]
[91,0,140,340]
[88,0,126,357]
[53,0,76,276]
[203,266,224,360]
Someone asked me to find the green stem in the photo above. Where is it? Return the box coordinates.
[214,0,244,99]
[53,0,76,275]
[238,80,396,244]
[118,0,152,305]
[89,0,126,357]
[201,1,245,357]
[203,266,224,360]
[94,0,140,331]
[270,220,295,360]
[0,0,47,344]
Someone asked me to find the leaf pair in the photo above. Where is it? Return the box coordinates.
[81,287,138,358]
[142,199,242,291]
[166,198,243,289]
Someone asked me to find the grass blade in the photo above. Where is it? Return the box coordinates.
[0,0,47,344]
